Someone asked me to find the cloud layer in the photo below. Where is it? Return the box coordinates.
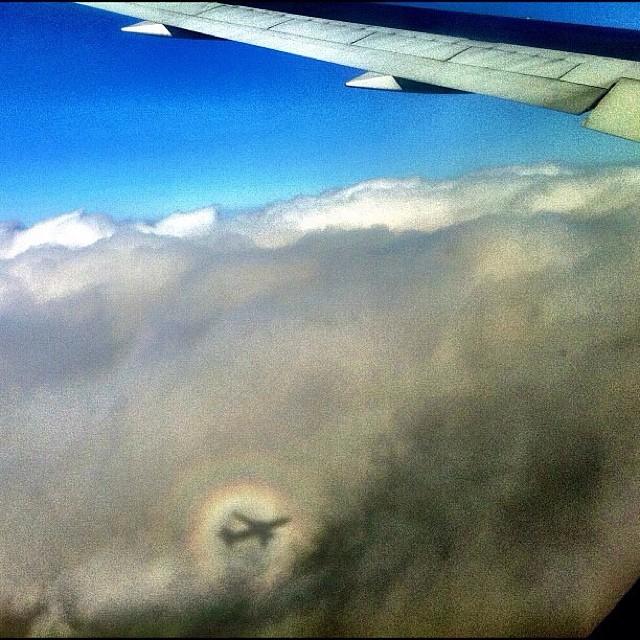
[1,164,640,637]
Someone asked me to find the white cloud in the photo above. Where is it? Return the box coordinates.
[1,164,640,637]
[135,207,217,239]
[0,211,115,260]
[2,165,640,261]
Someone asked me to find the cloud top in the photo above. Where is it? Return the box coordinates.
[135,207,218,239]
[3,164,640,262]
[0,211,115,260]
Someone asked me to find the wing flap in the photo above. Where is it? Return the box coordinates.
[158,3,221,15]
[271,19,371,45]
[449,47,581,79]
[360,37,474,62]
[199,5,289,28]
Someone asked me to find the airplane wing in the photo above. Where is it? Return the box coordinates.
[232,511,256,526]
[76,2,640,141]
[268,517,291,528]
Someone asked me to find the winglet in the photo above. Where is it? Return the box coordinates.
[583,78,640,142]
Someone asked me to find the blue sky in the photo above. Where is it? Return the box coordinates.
[1,2,639,225]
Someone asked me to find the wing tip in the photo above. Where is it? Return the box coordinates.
[583,77,640,142]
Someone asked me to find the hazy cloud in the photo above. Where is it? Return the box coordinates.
[1,165,639,636]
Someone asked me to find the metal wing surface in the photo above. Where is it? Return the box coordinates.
[76,2,640,141]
